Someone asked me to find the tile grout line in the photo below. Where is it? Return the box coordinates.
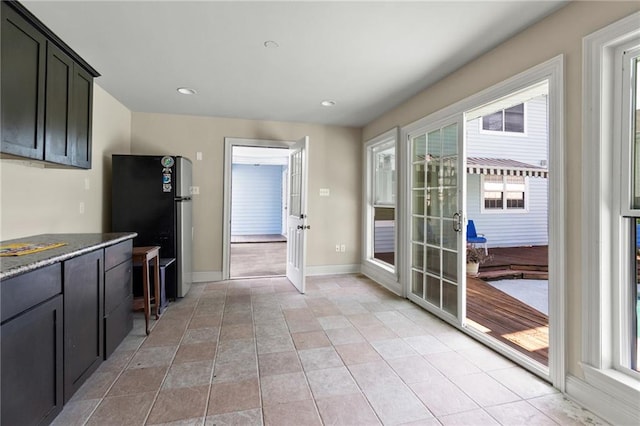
[201,281,227,425]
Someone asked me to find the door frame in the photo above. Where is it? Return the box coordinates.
[399,55,565,389]
[222,137,296,281]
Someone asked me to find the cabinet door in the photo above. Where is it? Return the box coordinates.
[1,295,64,426]
[0,2,46,160]
[70,65,93,169]
[44,42,74,166]
[64,249,104,402]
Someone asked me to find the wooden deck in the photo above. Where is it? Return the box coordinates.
[468,245,549,365]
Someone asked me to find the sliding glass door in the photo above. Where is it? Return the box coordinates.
[407,115,465,323]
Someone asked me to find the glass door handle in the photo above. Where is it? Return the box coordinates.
[453,212,462,232]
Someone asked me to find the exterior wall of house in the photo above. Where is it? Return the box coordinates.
[231,164,284,236]
[466,95,548,247]
[467,174,548,247]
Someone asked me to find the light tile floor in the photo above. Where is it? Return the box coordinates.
[52,274,609,426]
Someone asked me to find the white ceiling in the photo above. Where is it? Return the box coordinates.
[22,1,567,128]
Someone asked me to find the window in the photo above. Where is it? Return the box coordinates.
[620,47,639,373]
[482,175,526,211]
[372,141,396,266]
[482,103,525,133]
[582,11,640,409]
[364,129,398,279]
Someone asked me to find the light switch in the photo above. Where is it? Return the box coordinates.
[190,186,200,195]
[319,188,330,197]
[84,178,90,190]
[196,152,203,161]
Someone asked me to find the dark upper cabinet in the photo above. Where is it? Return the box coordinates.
[71,65,93,168]
[0,2,46,160]
[44,43,73,165]
[43,43,94,168]
[0,1,99,169]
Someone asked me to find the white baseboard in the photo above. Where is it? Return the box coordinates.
[360,262,402,296]
[192,271,223,282]
[306,264,360,276]
[565,374,639,426]
[192,265,361,282]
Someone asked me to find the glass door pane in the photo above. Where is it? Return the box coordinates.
[410,122,460,317]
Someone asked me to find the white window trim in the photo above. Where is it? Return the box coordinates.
[581,10,640,416]
[362,128,401,295]
[480,174,530,214]
[478,102,528,137]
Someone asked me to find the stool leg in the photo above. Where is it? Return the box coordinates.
[142,259,150,335]
[153,256,161,320]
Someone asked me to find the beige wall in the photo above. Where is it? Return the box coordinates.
[130,113,362,274]
[363,1,640,379]
[0,84,132,241]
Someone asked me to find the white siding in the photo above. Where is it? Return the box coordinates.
[467,96,548,166]
[466,95,548,247]
[231,164,284,235]
[374,220,395,252]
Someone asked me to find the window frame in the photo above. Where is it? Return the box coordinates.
[480,174,530,214]
[362,128,400,295]
[581,10,640,408]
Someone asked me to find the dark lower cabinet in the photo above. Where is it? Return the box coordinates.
[1,295,64,425]
[0,237,133,423]
[63,249,104,402]
[104,240,133,358]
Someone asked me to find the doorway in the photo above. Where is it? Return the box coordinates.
[401,56,564,386]
[228,146,288,278]
[464,82,550,366]
[222,137,310,292]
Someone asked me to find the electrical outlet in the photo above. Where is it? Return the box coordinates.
[335,244,340,252]
[79,202,85,214]
[340,244,346,252]
[190,186,200,195]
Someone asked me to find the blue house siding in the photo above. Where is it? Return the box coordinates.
[231,164,284,235]
[466,95,549,247]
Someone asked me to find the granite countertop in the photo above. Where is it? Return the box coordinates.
[0,233,137,280]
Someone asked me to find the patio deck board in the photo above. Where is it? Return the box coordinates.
[467,275,549,365]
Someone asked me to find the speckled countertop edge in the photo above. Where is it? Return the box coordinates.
[0,233,137,280]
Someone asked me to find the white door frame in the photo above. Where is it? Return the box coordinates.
[222,137,297,281]
[399,55,565,389]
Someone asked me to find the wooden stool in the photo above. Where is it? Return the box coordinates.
[132,246,161,335]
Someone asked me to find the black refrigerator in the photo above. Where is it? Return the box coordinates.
[111,154,193,298]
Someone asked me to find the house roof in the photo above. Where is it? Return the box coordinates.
[466,157,548,178]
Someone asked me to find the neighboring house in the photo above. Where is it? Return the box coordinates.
[466,94,549,248]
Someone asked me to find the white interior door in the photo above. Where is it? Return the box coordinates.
[286,136,309,293]
[407,117,466,324]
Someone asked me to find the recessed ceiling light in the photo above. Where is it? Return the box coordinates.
[264,40,279,48]
[321,100,336,107]
[177,87,197,95]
